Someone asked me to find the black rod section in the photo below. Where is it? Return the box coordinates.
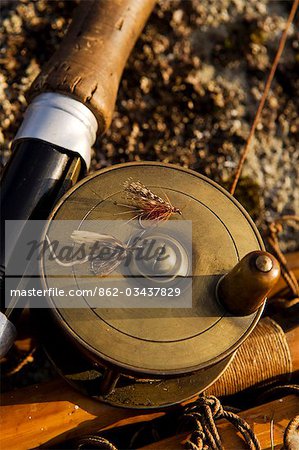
[0,138,83,353]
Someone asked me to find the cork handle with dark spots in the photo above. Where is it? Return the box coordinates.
[28,0,156,134]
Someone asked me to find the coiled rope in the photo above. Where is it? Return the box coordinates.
[182,395,260,450]
[75,435,118,450]
[283,415,299,450]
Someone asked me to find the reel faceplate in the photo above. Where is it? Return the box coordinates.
[40,162,264,408]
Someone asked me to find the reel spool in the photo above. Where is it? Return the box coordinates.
[39,162,278,409]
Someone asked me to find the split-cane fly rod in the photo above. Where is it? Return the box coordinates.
[0,0,156,356]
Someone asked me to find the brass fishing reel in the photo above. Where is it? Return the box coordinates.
[37,162,280,409]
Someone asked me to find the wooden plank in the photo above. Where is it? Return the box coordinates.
[1,322,297,449]
[1,379,298,450]
[0,378,161,450]
[141,395,299,450]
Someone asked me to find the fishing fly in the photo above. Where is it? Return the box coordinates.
[122,179,182,223]
[45,231,133,276]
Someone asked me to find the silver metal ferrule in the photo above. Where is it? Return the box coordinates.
[0,312,17,358]
[13,93,98,170]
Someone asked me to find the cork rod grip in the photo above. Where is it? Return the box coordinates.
[28,0,156,134]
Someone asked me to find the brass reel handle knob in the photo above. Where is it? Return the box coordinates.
[27,0,156,134]
[217,251,281,316]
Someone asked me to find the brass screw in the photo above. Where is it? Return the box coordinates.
[255,255,273,273]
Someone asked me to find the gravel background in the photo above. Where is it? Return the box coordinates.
[1,0,299,247]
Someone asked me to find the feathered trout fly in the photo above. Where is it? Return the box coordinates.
[123,179,182,222]
[71,230,131,276]
[46,230,133,276]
